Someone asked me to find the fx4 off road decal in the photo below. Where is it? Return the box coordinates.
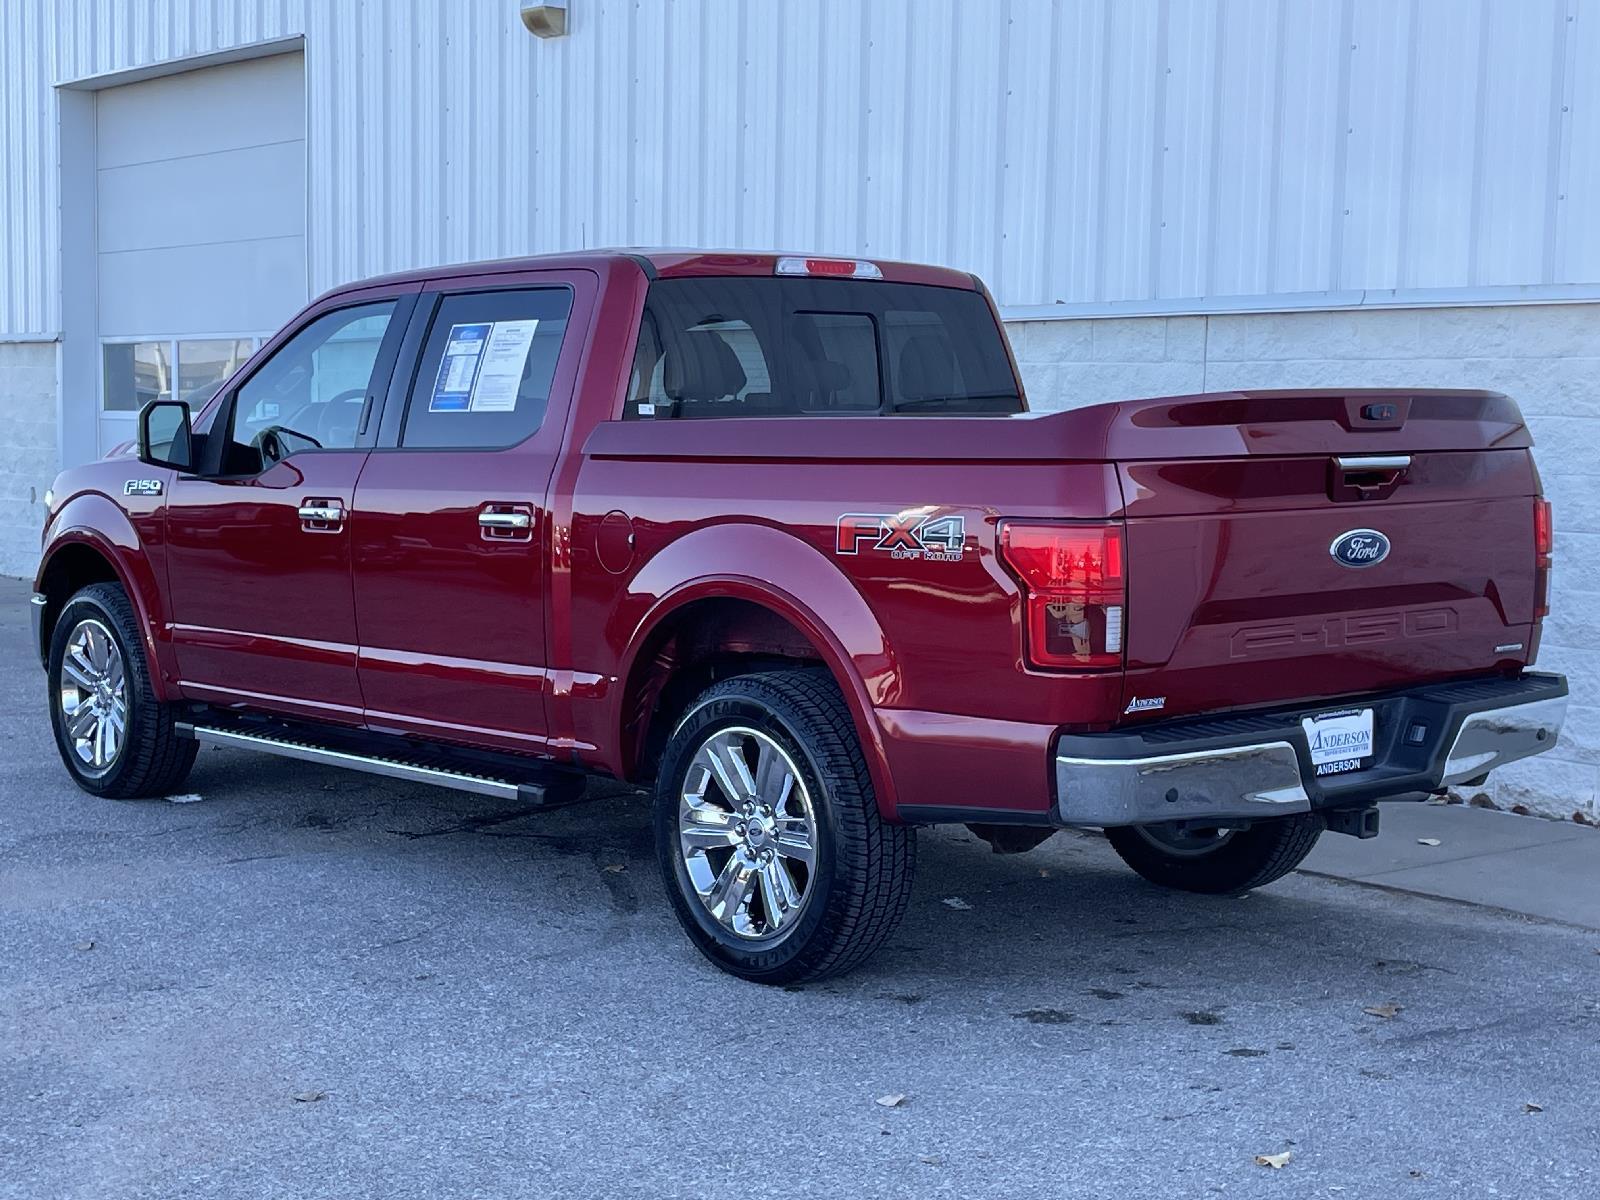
[836,512,966,562]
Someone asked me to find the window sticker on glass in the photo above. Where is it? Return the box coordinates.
[430,322,490,411]
[428,320,539,413]
[468,320,539,412]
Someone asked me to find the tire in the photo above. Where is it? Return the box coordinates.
[653,669,916,984]
[1105,814,1324,895]
[47,582,198,799]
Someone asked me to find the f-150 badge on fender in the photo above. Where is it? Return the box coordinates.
[124,479,163,497]
[836,513,966,561]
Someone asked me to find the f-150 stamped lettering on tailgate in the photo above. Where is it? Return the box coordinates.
[1228,607,1457,658]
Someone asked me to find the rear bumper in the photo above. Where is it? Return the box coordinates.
[1053,672,1568,829]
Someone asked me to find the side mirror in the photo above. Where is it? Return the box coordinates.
[138,400,193,471]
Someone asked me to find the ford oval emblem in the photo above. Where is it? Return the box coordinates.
[1330,528,1391,568]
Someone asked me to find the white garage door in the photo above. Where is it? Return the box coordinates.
[95,52,307,455]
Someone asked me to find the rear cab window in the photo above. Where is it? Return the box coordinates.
[625,277,1023,419]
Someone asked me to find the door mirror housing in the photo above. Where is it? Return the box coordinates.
[138,400,194,471]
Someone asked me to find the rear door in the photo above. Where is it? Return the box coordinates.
[350,274,589,754]
[1116,393,1542,721]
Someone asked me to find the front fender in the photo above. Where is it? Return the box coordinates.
[603,523,903,815]
[37,494,175,700]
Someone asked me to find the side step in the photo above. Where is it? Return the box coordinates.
[175,721,584,805]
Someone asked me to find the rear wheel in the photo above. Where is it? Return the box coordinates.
[1105,814,1323,895]
[654,669,915,984]
[47,582,197,799]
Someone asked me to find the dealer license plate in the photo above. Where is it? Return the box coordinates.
[1301,708,1374,777]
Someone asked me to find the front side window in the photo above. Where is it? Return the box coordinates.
[399,287,572,449]
[624,277,1022,419]
[232,302,397,457]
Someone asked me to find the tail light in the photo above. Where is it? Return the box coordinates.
[999,522,1125,669]
[1534,497,1553,619]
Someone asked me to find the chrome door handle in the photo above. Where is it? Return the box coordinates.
[298,503,346,523]
[478,511,531,530]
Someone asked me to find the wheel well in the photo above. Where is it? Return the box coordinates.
[621,598,827,784]
[36,544,121,659]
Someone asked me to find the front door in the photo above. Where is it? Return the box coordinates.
[164,293,413,722]
[351,280,582,754]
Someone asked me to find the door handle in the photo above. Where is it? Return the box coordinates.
[478,504,535,542]
[478,511,532,531]
[298,501,346,531]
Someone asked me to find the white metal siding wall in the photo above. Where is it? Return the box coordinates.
[2,0,1598,337]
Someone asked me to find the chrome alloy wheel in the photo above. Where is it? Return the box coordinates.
[1133,822,1236,858]
[57,618,127,775]
[677,726,818,942]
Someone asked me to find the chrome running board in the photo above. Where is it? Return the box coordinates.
[176,722,574,804]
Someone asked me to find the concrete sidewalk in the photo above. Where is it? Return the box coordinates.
[1302,801,1600,929]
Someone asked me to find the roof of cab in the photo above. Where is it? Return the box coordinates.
[322,249,979,299]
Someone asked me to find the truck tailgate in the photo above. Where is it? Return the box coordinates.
[1112,392,1542,722]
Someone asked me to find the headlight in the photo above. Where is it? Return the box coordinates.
[43,488,54,510]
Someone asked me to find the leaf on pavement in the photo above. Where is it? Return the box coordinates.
[602,863,626,873]
[941,897,973,911]
[1254,1151,1293,1169]
[1524,1102,1544,1113]
[74,940,95,952]
[292,1090,327,1103]
[1416,838,1442,846]
[875,1093,907,1108]
[1363,1002,1403,1019]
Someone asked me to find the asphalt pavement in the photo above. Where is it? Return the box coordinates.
[2,576,1597,1199]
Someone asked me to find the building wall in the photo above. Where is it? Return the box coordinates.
[0,342,57,577]
[4,0,1598,337]
[1011,301,1599,821]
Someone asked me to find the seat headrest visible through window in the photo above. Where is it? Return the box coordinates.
[663,331,748,401]
[897,334,956,404]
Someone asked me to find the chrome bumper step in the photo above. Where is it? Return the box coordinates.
[175,721,582,805]
[1053,673,1568,829]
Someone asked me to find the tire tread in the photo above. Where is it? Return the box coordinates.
[50,582,197,799]
[1106,813,1324,895]
[657,668,915,983]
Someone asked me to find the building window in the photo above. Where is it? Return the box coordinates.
[102,336,263,413]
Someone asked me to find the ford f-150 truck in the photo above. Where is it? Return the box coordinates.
[33,250,1567,984]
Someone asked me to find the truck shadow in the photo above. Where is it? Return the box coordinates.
[175,749,1538,1018]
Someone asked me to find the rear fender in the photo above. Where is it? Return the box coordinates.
[608,523,903,817]
[36,494,175,700]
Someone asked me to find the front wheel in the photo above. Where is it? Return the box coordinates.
[654,669,916,984]
[1105,814,1324,895]
[47,582,198,798]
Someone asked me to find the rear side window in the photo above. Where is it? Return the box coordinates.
[401,287,572,448]
[624,277,1022,419]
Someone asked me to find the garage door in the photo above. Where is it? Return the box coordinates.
[95,52,307,456]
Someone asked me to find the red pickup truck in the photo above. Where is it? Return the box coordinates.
[32,250,1567,983]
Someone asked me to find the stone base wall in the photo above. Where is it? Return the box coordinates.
[1007,303,1599,822]
[0,341,56,580]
